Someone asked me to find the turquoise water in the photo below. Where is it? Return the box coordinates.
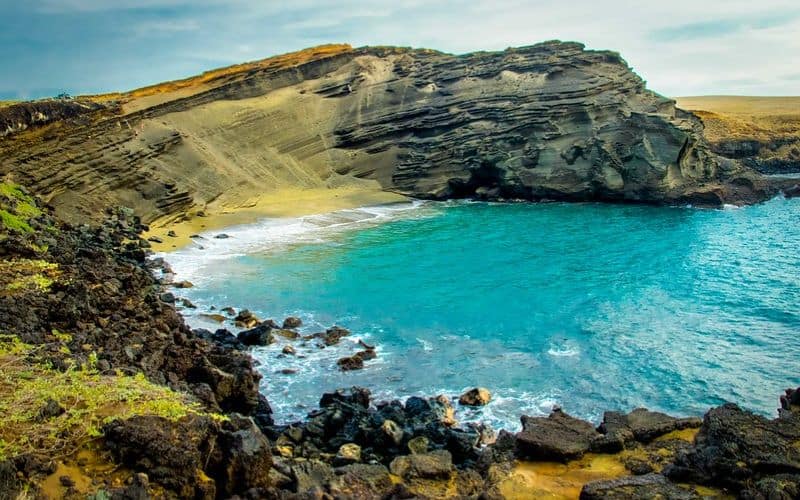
[166,197,800,428]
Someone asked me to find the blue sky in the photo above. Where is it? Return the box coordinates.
[1,0,798,99]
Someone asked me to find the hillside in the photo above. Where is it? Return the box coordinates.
[676,96,800,175]
[0,42,771,236]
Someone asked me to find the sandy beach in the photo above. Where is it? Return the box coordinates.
[142,186,408,251]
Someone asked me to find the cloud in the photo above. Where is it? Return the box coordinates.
[649,12,799,41]
[2,0,800,97]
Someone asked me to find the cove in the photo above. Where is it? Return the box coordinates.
[165,197,800,429]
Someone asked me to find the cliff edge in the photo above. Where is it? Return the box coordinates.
[0,42,770,225]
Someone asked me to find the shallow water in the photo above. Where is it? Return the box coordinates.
[164,197,800,429]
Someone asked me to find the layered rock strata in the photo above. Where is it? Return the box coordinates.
[0,42,771,227]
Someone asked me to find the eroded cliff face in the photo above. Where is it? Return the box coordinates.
[0,42,768,224]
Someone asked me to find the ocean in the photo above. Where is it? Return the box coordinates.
[162,196,800,430]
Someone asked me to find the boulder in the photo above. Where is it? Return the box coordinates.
[381,419,404,446]
[236,324,274,346]
[389,450,453,480]
[328,464,394,498]
[337,354,364,371]
[666,403,800,490]
[171,280,193,289]
[459,387,492,406]
[234,309,258,328]
[334,443,362,466]
[516,409,600,461]
[281,345,296,355]
[273,328,299,340]
[580,473,699,500]
[289,460,334,493]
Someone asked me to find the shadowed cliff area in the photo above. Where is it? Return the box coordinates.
[0,42,773,229]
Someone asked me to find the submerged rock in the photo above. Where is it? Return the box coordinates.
[337,354,364,371]
[282,316,302,328]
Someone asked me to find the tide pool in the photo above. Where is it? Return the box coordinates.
[164,197,800,429]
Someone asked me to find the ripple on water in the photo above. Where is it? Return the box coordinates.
[165,197,800,428]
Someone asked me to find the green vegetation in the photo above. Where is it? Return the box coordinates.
[1,259,60,294]
[0,182,42,235]
[0,335,212,461]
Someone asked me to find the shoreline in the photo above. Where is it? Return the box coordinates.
[142,186,409,252]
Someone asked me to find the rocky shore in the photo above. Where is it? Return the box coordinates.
[0,182,798,499]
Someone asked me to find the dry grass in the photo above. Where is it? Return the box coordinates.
[0,336,212,462]
[90,43,352,103]
[676,96,800,143]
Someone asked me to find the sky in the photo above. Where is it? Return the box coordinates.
[1,0,798,100]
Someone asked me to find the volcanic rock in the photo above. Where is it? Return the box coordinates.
[459,387,492,406]
[516,408,600,461]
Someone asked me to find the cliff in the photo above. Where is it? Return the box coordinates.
[676,96,800,175]
[0,42,770,226]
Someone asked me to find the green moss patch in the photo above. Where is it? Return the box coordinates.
[0,182,42,234]
[0,336,213,461]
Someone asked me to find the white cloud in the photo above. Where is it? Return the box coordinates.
[11,0,800,95]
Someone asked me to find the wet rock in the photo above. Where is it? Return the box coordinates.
[282,345,296,355]
[180,298,196,309]
[780,386,800,416]
[221,306,236,315]
[273,329,299,340]
[237,324,274,346]
[282,316,302,329]
[306,325,351,346]
[580,473,699,500]
[147,236,163,243]
[389,450,453,480]
[167,230,177,237]
[172,280,193,289]
[334,443,362,466]
[280,369,297,375]
[337,354,364,371]
[356,348,376,361]
[214,233,230,239]
[516,408,600,461]
[199,313,226,323]
[234,309,259,329]
[459,387,492,406]
[158,292,175,303]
